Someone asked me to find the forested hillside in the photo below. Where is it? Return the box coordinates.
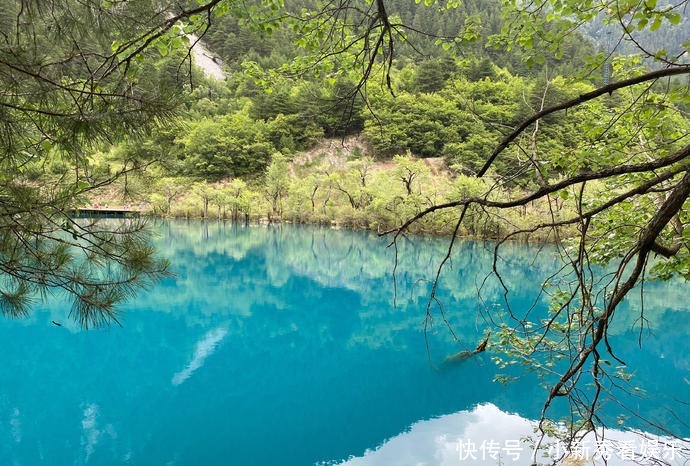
[31,0,682,239]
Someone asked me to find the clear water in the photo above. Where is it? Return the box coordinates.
[1,221,688,465]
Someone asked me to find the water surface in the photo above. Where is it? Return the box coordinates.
[1,221,688,465]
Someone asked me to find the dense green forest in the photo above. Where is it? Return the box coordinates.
[23,0,686,238]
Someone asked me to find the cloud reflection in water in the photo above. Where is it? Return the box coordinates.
[333,403,688,466]
[172,327,228,386]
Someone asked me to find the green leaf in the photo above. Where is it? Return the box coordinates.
[156,42,169,57]
[40,140,54,152]
[668,12,681,25]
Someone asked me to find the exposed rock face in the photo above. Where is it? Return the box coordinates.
[189,35,226,80]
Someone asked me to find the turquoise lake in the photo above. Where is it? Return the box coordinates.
[1,221,688,465]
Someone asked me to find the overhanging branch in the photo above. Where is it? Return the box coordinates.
[381,142,690,237]
[478,65,690,176]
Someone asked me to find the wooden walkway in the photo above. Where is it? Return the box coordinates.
[71,207,142,218]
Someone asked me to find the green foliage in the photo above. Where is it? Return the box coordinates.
[265,114,324,153]
[0,0,189,324]
[263,152,290,216]
[391,154,431,195]
[364,92,472,157]
[409,57,458,93]
[177,113,274,179]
